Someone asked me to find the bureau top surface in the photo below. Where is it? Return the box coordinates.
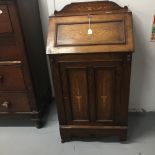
[46,1,134,55]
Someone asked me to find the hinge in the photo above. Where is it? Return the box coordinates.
[127,54,131,62]
[50,57,55,64]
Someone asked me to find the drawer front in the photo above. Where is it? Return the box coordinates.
[0,5,13,34]
[0,93,31,112]
[0,38,21,61]
[0,64,26,91]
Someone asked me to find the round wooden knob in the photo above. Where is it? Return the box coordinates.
[0,10,3,15]
[1,101,9,109]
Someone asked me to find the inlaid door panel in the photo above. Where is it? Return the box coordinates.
[93,63,123,125]
[95,67,115,122]
[60,63,90,124]
[68,68,89,120]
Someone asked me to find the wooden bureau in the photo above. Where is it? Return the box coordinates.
[47,1,134,141]
[0,0,51,128]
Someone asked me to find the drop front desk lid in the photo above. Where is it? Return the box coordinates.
[46,1,134,54]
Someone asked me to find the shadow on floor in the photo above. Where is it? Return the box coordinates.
[0,100,57,128]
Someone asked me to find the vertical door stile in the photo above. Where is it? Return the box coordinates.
[60,65,73,124]
[114,64,123,124]
[88,66,96,123]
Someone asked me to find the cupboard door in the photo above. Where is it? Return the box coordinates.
[93,63,123,125]
[59,58,125,125]
[94,66,115,122]
[60,63,90,124]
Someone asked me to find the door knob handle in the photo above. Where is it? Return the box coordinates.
[0,10,3,15]
[1,101,9,109]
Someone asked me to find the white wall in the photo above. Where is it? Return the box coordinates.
[38,0,55,95]
[38,0,49,43]
[39,0,155,112]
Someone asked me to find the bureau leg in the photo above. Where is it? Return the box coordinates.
[31,115,44,129]
[119,132,127,141]
[60,134,71,143]
[35,119,44,129]
[61,138,71,143]
[61,139,66,143]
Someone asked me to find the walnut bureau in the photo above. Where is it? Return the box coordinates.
[0,0,51,128]
[47,1,134,141]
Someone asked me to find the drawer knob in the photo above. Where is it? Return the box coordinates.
[1,101,9,109]
[0,10,3,15]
